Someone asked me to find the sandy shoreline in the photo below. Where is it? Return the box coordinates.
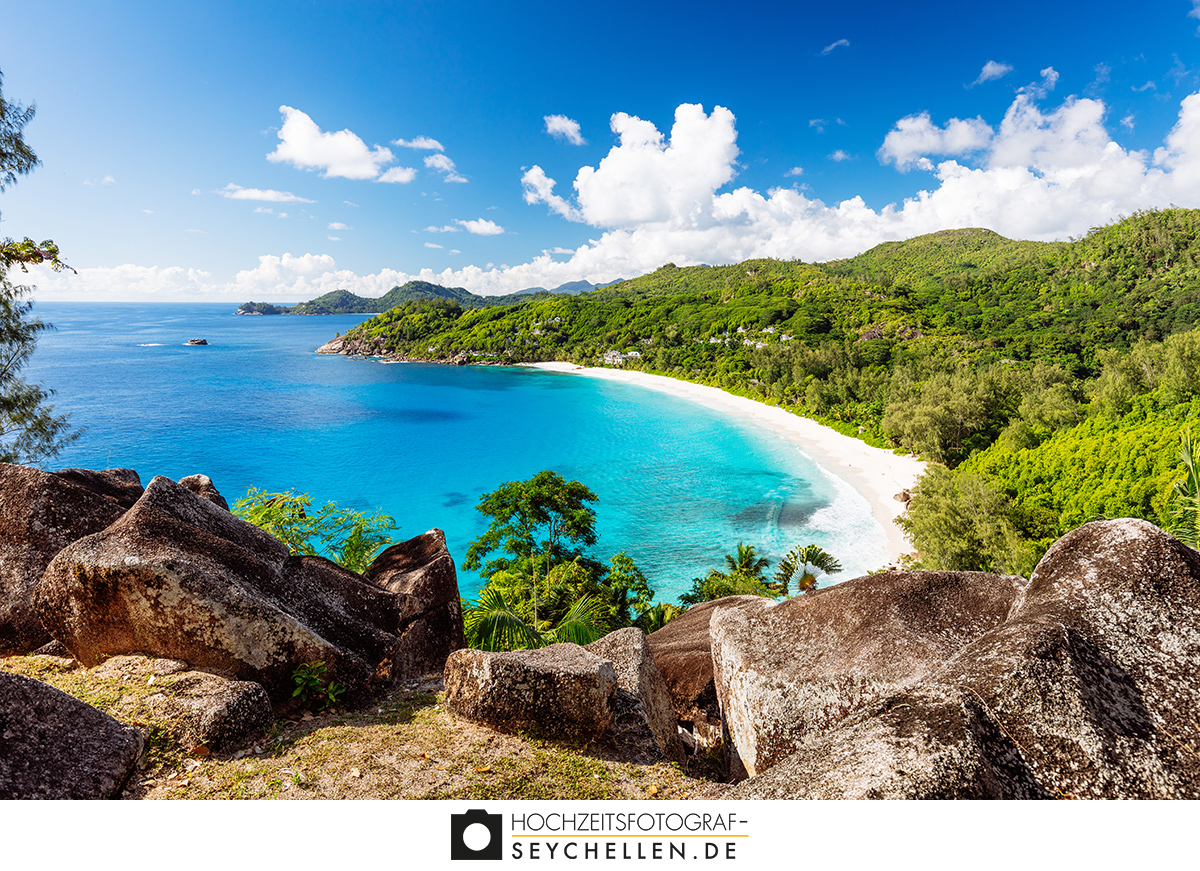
[525,362,926,568]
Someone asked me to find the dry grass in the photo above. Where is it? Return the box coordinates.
[1,654,728,801]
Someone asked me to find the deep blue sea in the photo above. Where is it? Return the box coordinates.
[23,302,883,601]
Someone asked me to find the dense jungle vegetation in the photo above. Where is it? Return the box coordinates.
[333,209,1200,576]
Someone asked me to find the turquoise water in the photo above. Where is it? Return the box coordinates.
[22,302,882,600]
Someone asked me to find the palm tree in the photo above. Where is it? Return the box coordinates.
[679,543,778,605]
[634,602,682,633]
[725,542,770,580]
[463,587,541,651]
[462,586,606,651]
[772,544,842,595]
[1167,429,1200,548]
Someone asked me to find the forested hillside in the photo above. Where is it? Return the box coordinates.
[329,209,1200,574]
[238,279,589,315]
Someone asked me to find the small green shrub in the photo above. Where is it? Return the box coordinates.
[291,661,344,711]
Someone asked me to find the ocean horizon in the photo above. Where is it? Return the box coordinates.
[23,301,886,601]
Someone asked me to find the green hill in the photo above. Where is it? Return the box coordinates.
[240,279,592,316]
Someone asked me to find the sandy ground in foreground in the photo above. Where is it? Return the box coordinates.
[526,362,927,568]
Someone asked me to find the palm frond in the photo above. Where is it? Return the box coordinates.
[547,594,604,646]
[1167,429,1200,548]
[464,586,543,651]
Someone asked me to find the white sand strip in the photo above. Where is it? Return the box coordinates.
[525,362,926,566]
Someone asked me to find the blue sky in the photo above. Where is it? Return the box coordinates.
[3,0,1200,300]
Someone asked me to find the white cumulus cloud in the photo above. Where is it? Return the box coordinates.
[378,166,418,184]
[392,136,445,151]
[521,165,584,222]
[220,183,314,203]
[425,153,467,183]
[456,218,504,235]
[878,113,994,169]
[545,114,586,145]
[526,104,738,230]
[267,106,394,180]
[972,61,1013,86]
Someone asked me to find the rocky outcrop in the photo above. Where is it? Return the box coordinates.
[444,644,616,741]
[0,670,143,799]
[711,570,1028,778]
[728,520,1200,799]
[178,474,230,510]
[587,627,683,762]
[91,655,273,751]
[0,464,133,655]
[316,334,381,357]
[645,596,770,749]
[53,467,145,511]
[36,475,405,701]
[315,337,347,355]
[365,529,467,678]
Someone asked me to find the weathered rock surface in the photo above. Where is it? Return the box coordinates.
[444,644,616,740]
[36,475,404,701]
[587,627,683,762]
[177,474,230,510]
[0,463,132,655]
[0,670,143,799]
[365,529,467,678]
[315,337,346,354]
[92,656,273,751]
[728,520,1200,798]
[712,570,1028,778]
[646,596,771,749]
[53,467,145,511]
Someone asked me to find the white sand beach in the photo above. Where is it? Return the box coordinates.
[527,362,927,567]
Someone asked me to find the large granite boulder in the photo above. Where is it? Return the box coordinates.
[711,570,1028,777]
[53,467,145,511]
[587,627,683,762]
[177,474,230,510]
[0,670,143,799]
[91,656,273,751]
[645,596,772,749]
[365,529,466,678]
[444,644,616,741]
[35,476,404,701]
[729,520,1200,798]
[0,464,136,655]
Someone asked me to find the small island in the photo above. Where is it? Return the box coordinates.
[237,279,600,316]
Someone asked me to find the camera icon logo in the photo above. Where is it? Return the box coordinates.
[450,808,503,860]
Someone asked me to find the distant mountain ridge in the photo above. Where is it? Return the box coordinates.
[238,279,608,316]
